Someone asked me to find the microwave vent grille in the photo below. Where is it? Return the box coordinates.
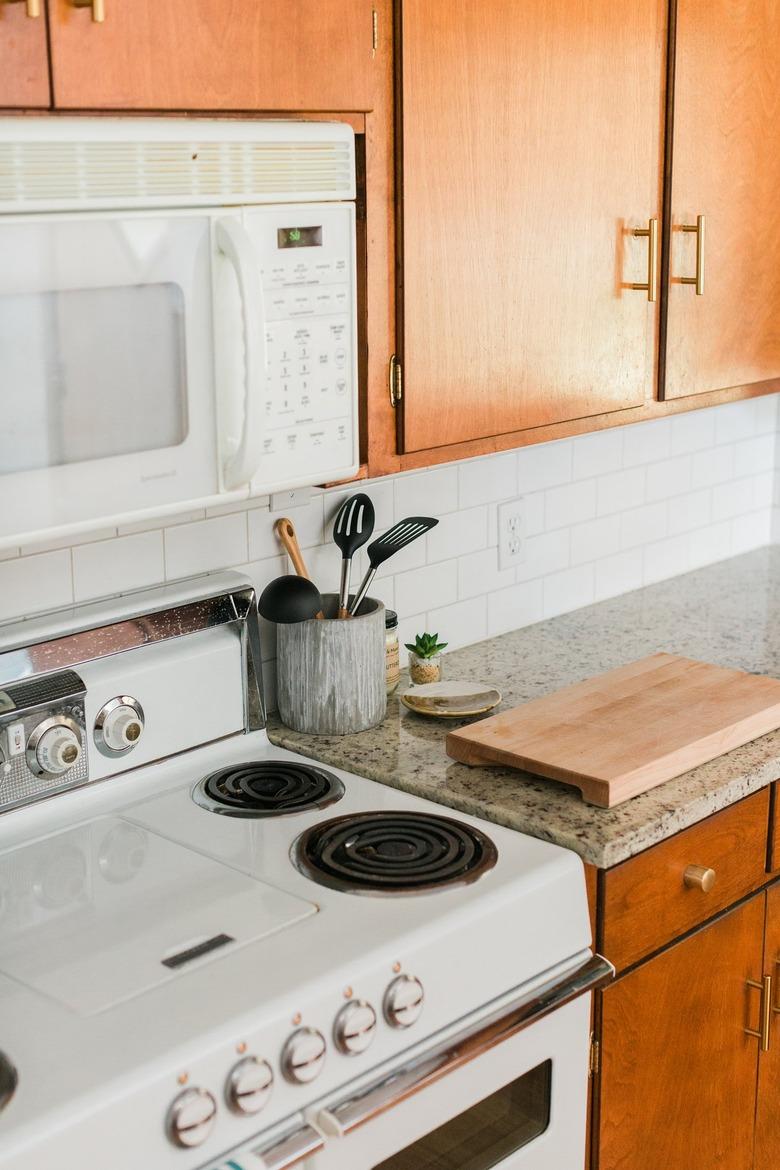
[0,139,354,210]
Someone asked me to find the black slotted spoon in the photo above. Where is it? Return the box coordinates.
[348,516,438,616]
[333,493,376,618]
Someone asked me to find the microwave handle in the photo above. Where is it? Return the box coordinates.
[215,217,266,490]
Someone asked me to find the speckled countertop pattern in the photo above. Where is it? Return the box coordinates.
[268,547,780,868]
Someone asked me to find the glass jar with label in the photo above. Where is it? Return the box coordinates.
[385,610,400,695]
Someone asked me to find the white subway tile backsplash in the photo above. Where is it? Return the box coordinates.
[645,454,692,502]
[459,452,517,507]
[487,580,544,637]
[570,515,621,566]
[542,564,595,619]
[394,560,457,616]
[427,597,487,650]
[571,430,624,479]
[458,548,515,599]
[545,479,597,530]
[164,513,248,579]
[594,549,644,602]
[427,506,488,563]
[0,396,777,712]
[73,531,164,602]
[668,488,712,536]
[517,440,572,493]
[395,466,459,519]
[0,550,72,622]
[596,467,646,517]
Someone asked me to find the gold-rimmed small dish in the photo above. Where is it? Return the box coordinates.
[400,681,502,719]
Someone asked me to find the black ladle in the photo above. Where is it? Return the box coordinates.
[258,575,324,624]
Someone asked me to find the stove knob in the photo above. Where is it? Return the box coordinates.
[384,975,424,1029]
[226,1055,274,1114]
[27,719,82,777]
[334,999,377,1055]
[94,696,144,756]
[281,1027,327,1084]
[166,1086,217,1148]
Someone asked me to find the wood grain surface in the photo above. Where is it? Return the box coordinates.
[446,653,780,807]
[754,879,780,1170]
[602,790,769,971]
[598,894,764,1170]
[0,1,50,108]
[664,0,780,399]
[48,0,381,111]
[399,0,666,452]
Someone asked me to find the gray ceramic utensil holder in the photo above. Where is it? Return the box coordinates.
[276,594,387,735]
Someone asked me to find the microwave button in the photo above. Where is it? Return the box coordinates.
[298,361,311,376]
[298,344,310,360]
[313,260,333,278]
[334,348,346,370]
[334,257,347,275]
[335,379,347,396]
[291,295,313,315]
[314,291,333,314]
[333,289,348,310]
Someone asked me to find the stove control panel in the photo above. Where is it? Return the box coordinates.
[0,670,87,812]
[384,974,425,1029]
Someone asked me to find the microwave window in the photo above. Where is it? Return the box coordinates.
[277,226,322,248]
[0,283,188,474]
[374,1060,552,1170]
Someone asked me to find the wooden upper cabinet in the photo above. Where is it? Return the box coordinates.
[0,1,51,107]
[664,0,780,399]
[48,0,383,111]
[399,0,666,454]
[754,881,780,1170]
[598,894,765,1170]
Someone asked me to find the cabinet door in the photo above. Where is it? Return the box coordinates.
[664,0,780,399]
[48,0,380,111]
[399,0,665,454]
[755,881,780,1170]
[0,1,50,107]
[597,894,764,1170]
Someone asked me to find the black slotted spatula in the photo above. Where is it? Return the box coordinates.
[333,493,375,618]
[348,516,438,616]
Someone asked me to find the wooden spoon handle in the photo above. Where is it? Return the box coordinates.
[274,517,311,579]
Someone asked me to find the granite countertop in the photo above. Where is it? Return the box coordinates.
[268,546,780,868]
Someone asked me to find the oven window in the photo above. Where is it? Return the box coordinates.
[374,1060,552,1170]
[0,282,188,473]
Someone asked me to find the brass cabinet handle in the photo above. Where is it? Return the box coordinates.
[746,976,772,1052]
[680,214,705,295]
[6,0,41,18]
[72,0,105,21]
[683,864,716,892]
[629,218,659,303]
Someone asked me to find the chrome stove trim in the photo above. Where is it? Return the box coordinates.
[256,1122,325,1169]
[315,953,614,1138]
[0,572,265,732]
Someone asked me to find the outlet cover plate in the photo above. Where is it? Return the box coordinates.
[498,497,526,570]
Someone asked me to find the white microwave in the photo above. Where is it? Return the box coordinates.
[0,119,359,550]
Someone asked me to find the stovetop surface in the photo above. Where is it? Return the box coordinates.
[0,728,589,1163]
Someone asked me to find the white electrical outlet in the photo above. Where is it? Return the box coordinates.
[497,497,526,570]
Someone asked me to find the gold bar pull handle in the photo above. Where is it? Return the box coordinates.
[7,0,42,18]
[680,214,705,295]
[73,0,105,21]
[630,218,659,303]
[746,976,772,1052]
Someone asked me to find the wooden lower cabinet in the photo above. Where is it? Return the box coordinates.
[597,894,765,1169]
[754,882,780,1169]
[0,1,50,108]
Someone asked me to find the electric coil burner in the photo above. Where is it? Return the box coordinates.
[193,761,345,818]
[293,810,499,895]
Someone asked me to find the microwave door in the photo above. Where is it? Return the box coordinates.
[0,211,221,546]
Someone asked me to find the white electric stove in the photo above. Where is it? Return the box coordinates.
[0,572,611,1170]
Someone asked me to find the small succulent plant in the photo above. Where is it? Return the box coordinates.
[405,632,448,659]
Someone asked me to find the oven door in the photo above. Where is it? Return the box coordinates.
[0,208,253,548]
[262,954,611,1170]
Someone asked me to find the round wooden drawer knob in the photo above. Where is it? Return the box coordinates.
[683,864,716,892]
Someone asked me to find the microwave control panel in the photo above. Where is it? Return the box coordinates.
[245,203,358,490]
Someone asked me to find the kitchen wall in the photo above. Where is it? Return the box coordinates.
[1,395,777,709]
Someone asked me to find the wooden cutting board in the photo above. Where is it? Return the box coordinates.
[445,653,780,807]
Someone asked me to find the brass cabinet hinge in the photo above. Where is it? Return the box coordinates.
[372,9,378,56]
[389,354,403,408]
[588,1035,600,1078]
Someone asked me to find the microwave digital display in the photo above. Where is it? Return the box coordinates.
[277,226,323,249]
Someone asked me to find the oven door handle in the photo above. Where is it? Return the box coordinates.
[215,217,266,491]
[250,1122,325,1170]
[314,953,614,1139]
